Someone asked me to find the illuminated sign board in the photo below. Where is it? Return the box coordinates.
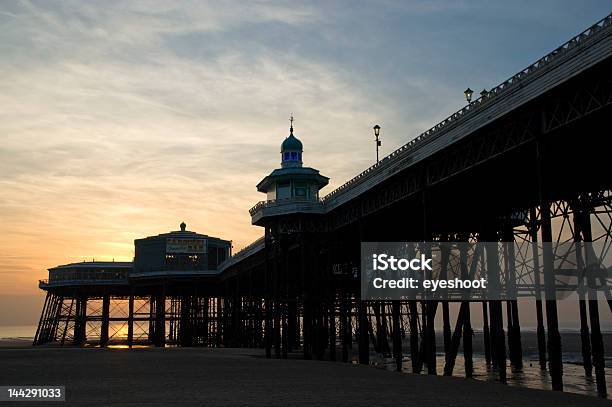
[166,238,206,254]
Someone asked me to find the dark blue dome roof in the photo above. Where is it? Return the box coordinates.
[281,134,303,152]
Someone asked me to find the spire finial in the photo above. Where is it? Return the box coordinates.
[289,114,294,135]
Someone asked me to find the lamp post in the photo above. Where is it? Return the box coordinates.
[373,124,381,163]
[464,87,473,104]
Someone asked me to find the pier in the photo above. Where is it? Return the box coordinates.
[33,13,612,398]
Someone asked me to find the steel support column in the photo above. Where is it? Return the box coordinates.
[540,202,563,391]
[576,198,607,397]
[100,294,110,346]
[128,293,134,348]
[530,207,547,371]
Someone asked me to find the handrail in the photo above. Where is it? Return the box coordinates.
[234,236,265,257]
[40,278,129,286]
[321,13,612,203]
[217,236,266,271]
[249,197,324,215]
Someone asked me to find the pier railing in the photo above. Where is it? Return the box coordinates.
[249,197,324,215]
[39,276,129,288]
[249,197,326,223]
[218,236,265,272]
[321,13,612,207]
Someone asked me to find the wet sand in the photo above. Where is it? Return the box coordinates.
[465,331,612,357]
[3,330,610,351]
[1,347,611,407]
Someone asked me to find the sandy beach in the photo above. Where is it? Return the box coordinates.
[1,346,610,406]
[1,331,611,401]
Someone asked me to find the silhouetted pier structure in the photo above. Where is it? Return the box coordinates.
[35,14,612,397]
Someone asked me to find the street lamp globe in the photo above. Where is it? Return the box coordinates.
[464,88,473,103]
[373,124,381,137]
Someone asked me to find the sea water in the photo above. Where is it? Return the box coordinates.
[378,353,612,398]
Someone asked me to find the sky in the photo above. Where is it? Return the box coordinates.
[0,1,611,327]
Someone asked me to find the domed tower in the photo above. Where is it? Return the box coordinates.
[280,120,303,168]
[250,117,329,226]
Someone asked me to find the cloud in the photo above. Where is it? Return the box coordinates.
[1,0,610,307]
[1,1,399,300]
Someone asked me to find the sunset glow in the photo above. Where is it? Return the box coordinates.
[1,1,610,327]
